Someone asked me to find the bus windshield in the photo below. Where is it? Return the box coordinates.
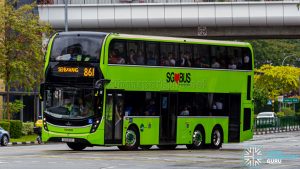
[50,34,105,62]
[44,87,95,119]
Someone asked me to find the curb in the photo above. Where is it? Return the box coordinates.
[8,141,41,146]
[254,128,300,135]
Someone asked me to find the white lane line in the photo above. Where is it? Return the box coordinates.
[0,161,8,164]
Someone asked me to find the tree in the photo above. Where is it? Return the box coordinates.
[0,2,52,120]
[255,65,300,100]
[249,40,300,68]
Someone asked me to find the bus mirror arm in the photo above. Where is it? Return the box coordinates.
[95,79,111,89]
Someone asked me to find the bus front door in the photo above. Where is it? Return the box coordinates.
[104,92,123,145]
[159,93,177,144]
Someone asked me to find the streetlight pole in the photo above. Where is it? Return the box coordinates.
[281,54,297,66]
[64,0,68,32]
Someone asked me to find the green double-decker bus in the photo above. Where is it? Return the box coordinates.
[41,31,254,151]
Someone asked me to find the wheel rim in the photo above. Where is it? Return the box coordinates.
[193,130,203,147]
[3,136,8,146]
[126,130,136,147]
[213,130,221,146]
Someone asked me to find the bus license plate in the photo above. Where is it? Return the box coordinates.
[62,138,75,142]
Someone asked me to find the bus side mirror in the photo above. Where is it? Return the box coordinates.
[40,83,45,101]
[95,79,111,89]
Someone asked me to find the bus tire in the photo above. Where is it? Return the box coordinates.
[210,126,223,149]
[186,127,205,150]
[67,142,87,151]
[117,146,126,151]
[157,145,177,150]
[123,126,139,151]
[140,145,152,150]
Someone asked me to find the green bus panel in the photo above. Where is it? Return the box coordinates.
[240,103,254,142]
[42,120,106,145]
[123,117,160,145]
[176,116,229,145]
[104,66,250,94]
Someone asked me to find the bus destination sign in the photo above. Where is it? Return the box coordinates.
[56,66,95,77]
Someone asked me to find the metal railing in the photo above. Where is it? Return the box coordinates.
[38,0,296,5]
[254,116,300,134]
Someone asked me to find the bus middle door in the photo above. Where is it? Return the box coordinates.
[104,92,123,145]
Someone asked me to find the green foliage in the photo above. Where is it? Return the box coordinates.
[0,121,10,131]
[281,107,296,116]
[276,112,285,118]
[0,2,52,120]
[9,120,22,138]
[3,100,25,115]
[253,85,269,113]
[249,40,300,68]
[255,65,300,98]
[22,122,34,136]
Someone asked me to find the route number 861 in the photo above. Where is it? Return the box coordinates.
[83,68,95,77]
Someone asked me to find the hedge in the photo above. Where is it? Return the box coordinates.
[22,122,34,136]
[0,121,10,131]
[9,120,22,138]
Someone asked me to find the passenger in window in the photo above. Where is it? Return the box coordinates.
[128,49,137,64]
[211,58,220,68]
[219,59,226,69]
[144,100,156,116]
[228,59,237,69]
[109,49,125,64]
[167,52,176,67]
[147,51,157,66]
[136,50,144,65]
[177,52,191,67]
[242,55,251,70]
[180,105,190,116]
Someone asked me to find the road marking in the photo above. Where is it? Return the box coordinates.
[0,161,8,164]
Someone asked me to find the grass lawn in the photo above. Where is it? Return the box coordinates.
[10,134,38,143]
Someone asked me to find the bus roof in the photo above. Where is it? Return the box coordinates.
[56,31,107,37]
[109,33,251,47]
[54,31,251,48]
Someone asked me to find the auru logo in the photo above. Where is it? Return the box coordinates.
[166,72,191,84]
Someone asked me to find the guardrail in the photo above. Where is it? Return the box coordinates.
[254,116,300,134]
[38,0,300,5]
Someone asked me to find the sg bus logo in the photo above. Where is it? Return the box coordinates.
[166,72,191,84]
[83,68,95,77]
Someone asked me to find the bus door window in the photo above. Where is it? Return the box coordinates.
[114,94,123,141]
[104,92,123,143]
[105,94,113,141]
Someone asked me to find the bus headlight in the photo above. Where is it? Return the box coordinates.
[43,117,48,131]
[90,118,101,133]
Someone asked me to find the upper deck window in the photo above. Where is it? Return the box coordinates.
[51,34,105,62]
[108,39,253,70]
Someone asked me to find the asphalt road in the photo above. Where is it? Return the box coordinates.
[0,132,300,169]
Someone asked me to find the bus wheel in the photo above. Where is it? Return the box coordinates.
[117,146,126,151]
[67,142,87,151]
[210,127,223,149]
[124,127,139,150]
[157,145,177,150]
[186,129,205,149]
[140,145,152,150]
